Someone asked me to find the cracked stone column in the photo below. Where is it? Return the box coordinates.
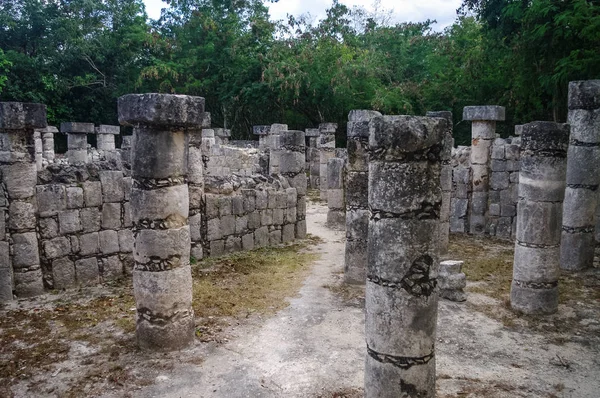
[189,124,207,262]
[280,130,307,238]
[61,122,93,164]
[305,128,320,189]
[42,126,57,164]
[33,129,43,170]
[345,110,381,284]
[427,111,453,254]
[319,123,337,201]
[120,135,132,164]
[326,157,345,229]
[560,80,600,271]
[118,93,205,351]
[253,125,270,150]
[511,121,569,314]
[96,124,119,151]
[268,123,287,175]
[366,115,445,397]
[0,102,47,300]
[463,106,505,234]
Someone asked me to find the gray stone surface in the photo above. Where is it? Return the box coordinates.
[462,106,505,121]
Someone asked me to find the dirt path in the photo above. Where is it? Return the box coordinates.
[130,202,364,398]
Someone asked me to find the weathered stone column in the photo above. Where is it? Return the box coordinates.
[427,111,453,254]
[42,126,57,164]
[560,80,600,271]
[33,129,43,170]
[61,122,93,164]
[214,128,231,146]
[268,123,287,175]
[0,102,47,300]
[280,130,307,238]
[120,135,132,164]
[366,115,445,397]
[345,110,381,284]
[96,124,119,151]
[511,121,569,314]
[305,128,320,189]
[189,127,205,262]
[253,125,270,150]
[326,157,345,229]
[463,106,505,234]
[118,93,204,351]
[319,123,337,201]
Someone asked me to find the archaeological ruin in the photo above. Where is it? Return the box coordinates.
[0,79,599,397]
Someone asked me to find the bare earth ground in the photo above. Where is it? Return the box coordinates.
[1,200,599,398]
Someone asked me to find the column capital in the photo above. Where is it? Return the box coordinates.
[0,102,47,130]
[118,93,205,128]
[463,106,505,121]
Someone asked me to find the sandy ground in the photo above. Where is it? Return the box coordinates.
[3,201,600,397]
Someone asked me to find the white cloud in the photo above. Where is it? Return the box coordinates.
[142,0,462,31]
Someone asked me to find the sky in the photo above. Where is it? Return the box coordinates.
[142,0,463,32]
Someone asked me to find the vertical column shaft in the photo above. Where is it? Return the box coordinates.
[33,129,43,170]
[0,102,47,300]
[96,125,119,151]
[42,126,57,164]
[463,106,505,235]
[326,157,345,229]
[61,122,94,164]
[365,115,445,398]
[305,128,320,189]
[345,110,381,284]
[427,111,453,254]
[118,93,205,351]
[279,130,307,238]
[511,122,569,314]
[319,123,337,201]
[189,128,204,262]
[268,124,287,175]
[560,80,600,271]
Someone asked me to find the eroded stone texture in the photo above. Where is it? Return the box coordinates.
[0,102,47,300]
[268,124,288,175]
[305,128,320,189]
[326,157,345,229]
[319,123,337,201]
[438,260,466,302]
[365,114,444,397]
[189,127,204,260]
[119,93,201,351]
[61,122,94,164]
[511,121,569,314]
[280,130,307,238]
[427,111,453,253]
[96,124,119,151]
[344,110,381,284]
[560,80,600,271]
[463,106,505,235]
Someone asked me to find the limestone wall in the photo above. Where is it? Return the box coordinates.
[200,176,302,257]
[35,163,133,289]
[204,144,263,177]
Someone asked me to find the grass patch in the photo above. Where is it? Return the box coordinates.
[191,241,319,338]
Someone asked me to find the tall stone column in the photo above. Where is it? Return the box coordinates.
[118,93,205,351]
[120,135,132,164]
[326,157,345,229]
[319,123,337,201]
[280,130,307,238]
[560,80,600,271]
[427,111,453,254]
[462,106,505,234]
[268,123,288,175]
[345,110,381,284]
[61,122,94,164]
[42,126,57,164]
[366,115,445,397]
[305,128,320,189]
[511,121,569,314]
[189,126,205,262]
[0,102,47,300]
[33,129,43,170]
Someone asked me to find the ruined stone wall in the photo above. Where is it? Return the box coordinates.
[204,144,263,177]
[449,137,521,240]
[200,176,301,257]
[35,163,133,290]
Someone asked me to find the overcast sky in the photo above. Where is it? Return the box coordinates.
[143,0,463,31]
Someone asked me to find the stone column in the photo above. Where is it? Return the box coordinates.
[560,80,600,271]
[42,126,57,164]
[305,128,320,189]
[189,127,204,262]
[214,128,231,146]
[427,111,453,254]
[511,121,569,314]
[268,123,288,175]
[279,130,307,238]
[0,102,47,300]
[33,129,43,170]
[253,125,271,149]
[319,123,337,201]
[462,106,505,234]
[326,157,345,229]
[61,122,94,164]
[345,110,381,284]
[118,93,205,351]
[120,135,132,164]
[366,115,445,397]
[96,125,119,151]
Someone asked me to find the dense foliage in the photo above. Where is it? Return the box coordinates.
[1,0,598,144]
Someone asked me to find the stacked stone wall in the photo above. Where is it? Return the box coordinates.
[204,144,263,177]
[200,176,301,257]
